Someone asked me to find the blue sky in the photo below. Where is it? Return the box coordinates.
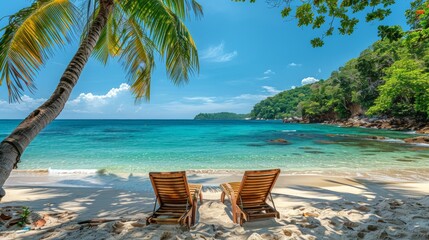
[0,0,410,119]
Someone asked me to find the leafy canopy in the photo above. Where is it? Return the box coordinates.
[235,0,397,47]
[0,0,203,102]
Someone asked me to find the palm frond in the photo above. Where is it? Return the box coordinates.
[92,6,123,64]
[118,16,156,101]
[160,0,203,19]
[0,0,79,102]
[121,0,200,87]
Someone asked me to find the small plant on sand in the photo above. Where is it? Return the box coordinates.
[18,207,31,227]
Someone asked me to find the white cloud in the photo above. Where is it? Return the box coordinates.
[262,86,281,95]
[68,83,130,109]
[233,94,268,101]
[0,95,46,113]
[301,77,319,85]
[257,69,275,80]
[264,69,275,75]
[200,42,237,63]
[183,97,216,103]
[291,86,296,89]
[288,62,302,67]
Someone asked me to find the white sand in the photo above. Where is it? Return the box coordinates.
[1,171,429,239]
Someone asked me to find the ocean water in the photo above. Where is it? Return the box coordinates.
[0,120,428,175]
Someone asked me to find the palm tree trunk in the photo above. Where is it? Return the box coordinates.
[0,0,114,200]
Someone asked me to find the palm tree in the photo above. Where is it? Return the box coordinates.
[0,0,202,199]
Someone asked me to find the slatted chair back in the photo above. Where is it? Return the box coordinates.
[149,171,192,206]
[237,169,280,207]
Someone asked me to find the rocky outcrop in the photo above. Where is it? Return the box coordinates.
[417,127,429,134]
[323,117,429,132]
[404,136,429,144]
[282,117,303,123]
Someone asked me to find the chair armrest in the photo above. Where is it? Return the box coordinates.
[224,183,237,204]
[192,188,199,203]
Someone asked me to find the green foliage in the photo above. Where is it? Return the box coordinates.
[0,0,79,102]
[367,58,429,118]
[194,112,250,120]
[378,25,404,42]
[256,0,396,47]
[18,206,31,227]
[406,0,426,29]
[250,85,312,119]
[251,37,429,121]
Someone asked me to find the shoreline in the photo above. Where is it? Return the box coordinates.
[5,168,429,191]
[283,117,429,133]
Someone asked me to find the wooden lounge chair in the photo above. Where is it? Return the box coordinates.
[147,171,203,228]
[220,169,280,225]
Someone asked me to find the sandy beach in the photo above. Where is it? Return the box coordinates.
[1,171,429,239]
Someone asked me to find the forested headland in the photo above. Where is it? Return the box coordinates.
[251,37,429,131]
[194,112,250,120]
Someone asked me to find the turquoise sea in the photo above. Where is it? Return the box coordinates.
[1,120,428,175]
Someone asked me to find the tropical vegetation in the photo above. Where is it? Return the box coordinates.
[194,112,250,120]
[251,32,429,121]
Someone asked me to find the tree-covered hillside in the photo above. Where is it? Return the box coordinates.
[251,38,429,122]
[252,1,429,123]
[251,85,312,119]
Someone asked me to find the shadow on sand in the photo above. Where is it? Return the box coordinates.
[1,174,428,239]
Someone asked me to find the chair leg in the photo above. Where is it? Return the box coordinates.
[232,204,237,224]
[191,204,197,226]
[199,191,203,204]
[220,191,225,203]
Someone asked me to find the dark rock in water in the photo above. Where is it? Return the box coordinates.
[304,150,325,154]
[396,159,415,162]
[315,140,336,144]
[247,143,265,147]
[268,139,290,144]
[366,136,386,140]
[326,134,336,137]
[299,146,318,150]
[404,136,429,144]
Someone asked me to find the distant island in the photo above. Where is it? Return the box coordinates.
[194,112,250,120]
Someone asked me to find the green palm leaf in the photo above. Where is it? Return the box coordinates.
[119,17,156,101]
[0,0,79,102]
[91,6,124,64]
[121,0,200,86]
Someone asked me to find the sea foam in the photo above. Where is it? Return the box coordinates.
[48,168,101,175]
